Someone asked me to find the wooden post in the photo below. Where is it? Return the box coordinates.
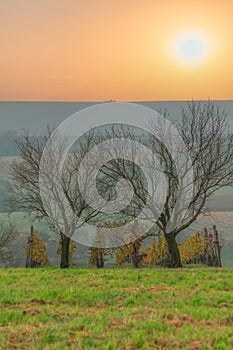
[213,225,222,267]
[26,225,34,268]
[203,227,209,265]
[204,227,208,239]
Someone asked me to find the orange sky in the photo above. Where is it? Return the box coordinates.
[0,0,232,101]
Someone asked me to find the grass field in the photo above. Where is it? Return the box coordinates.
[0,268,233,349]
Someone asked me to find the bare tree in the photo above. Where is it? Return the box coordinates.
[90,125,162,253]
[146,101,233,267]
[96,101,233,267]
[9,129,100,268]
[0,221,18,266]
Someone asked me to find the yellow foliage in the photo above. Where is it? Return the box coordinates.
[116,239,142,265]
[88,247,107,267]
[141,236,168,266]
[179,233,213,264]
[141,233,213,266]
[26,230,50,267]
[141,240,156,266]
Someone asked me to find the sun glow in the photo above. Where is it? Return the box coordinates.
[0,0,232,101]
[172,31,211,65]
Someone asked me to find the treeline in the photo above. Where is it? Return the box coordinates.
[0,224,222,269]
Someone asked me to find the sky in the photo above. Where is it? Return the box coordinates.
[0,0,232,101]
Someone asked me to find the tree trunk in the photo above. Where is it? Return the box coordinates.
[96,249,104,268]
[132,241,141,268]
[60,232,70,269]
[164,232,182,268]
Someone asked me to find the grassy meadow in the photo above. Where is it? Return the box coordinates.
[0,267,233,350]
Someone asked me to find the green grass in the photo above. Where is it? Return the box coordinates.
[0,268,233,349]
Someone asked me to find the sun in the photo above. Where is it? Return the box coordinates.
[172,31,211,65]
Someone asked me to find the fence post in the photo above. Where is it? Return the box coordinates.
[213,225,222,267]
[203,227,209,265]
[26,225,34,268]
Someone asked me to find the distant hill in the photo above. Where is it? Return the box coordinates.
[206,193,233,212]
[0,131,19,156]
[1,100,232,155]
[0,101,232,135]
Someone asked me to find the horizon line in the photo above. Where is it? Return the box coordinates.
[0,98,233,103]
